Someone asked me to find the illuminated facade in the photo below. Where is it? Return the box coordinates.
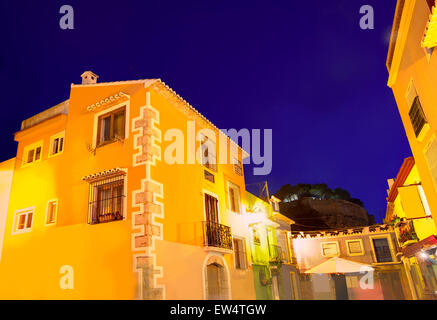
[385,157,437,299]
[292,226,412,300]
[245,192,300,300]
[387,0,437,228]
[0,72,256,299]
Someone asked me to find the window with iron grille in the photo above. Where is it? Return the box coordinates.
[408,96,427,137]
[372,238,393,263]
[87,174,125,224]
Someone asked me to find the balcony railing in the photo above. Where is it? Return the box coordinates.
[268,244,283,263]
[202,221,233,250]
[397,219,419,246]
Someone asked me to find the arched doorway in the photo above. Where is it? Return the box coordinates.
[204,255,230,300]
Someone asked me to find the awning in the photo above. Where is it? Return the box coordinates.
[304,257,374,274]
[402,235,437,257]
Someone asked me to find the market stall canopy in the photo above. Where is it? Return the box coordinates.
[304,257,374,274]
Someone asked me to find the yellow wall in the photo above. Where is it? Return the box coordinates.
[392,164,437,240]
[0,79,255,299]
[0,158,15,262]
[388,0,437,230]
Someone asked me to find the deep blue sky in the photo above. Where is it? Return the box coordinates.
[0,0,412,222]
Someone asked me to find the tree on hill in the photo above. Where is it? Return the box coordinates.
[274,183,364,208]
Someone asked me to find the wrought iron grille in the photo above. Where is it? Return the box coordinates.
[87,174,125,224]
[202,221,233,250]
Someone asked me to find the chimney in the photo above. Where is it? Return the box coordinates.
[81,71,99,84]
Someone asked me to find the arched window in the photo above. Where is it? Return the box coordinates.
[204,256,230,300]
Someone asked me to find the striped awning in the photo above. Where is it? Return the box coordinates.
[82,168,126,182]
[422,4,437,49]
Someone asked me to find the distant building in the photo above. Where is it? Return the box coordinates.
[291,225,412,300]
[245,192,301,300]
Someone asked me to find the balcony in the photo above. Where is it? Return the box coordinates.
[268,244,283,264]
[202,221,233,251]
[397,219,419,247]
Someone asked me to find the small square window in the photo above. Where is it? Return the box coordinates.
[23,142,43,166]
[13,209,34,233]
[50,132,65,156]
[97,107,126,146]
[321,242,339,257]
[346,240,364,256]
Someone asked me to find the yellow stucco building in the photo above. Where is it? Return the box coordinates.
[385,157,437,299]
[386,0,437,299]
[0,72,256,299]
[387,0,437,226]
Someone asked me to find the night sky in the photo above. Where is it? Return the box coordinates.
[0,0,412,222]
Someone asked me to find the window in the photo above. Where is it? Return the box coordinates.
[88,174,125,224]
[321,242,339,257]
[408,96,427,137]
[13,209,34,233]
[46,200,58,225]
[204,170,215,183]
[228,182,241,214]
[23,142,43,166]
[233,158,242,176]
[346,239,364,256]
[49,132,65,156]
[233,238,247,269]
[97,107,126,146]
[372,238,393,263]
[200,134,217,172]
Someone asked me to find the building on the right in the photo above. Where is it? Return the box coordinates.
[386,0,437,227]
[385,156,437,299]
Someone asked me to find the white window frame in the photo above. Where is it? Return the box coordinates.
[22,140,43,167]
[346,239,364,256]
[227,181,241,214]
[49,131,65,158]
[45,199,58,225]
[12,207,35,234]
[320,241,339,257]
[92,101,130,149]
[202,189,221,224]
